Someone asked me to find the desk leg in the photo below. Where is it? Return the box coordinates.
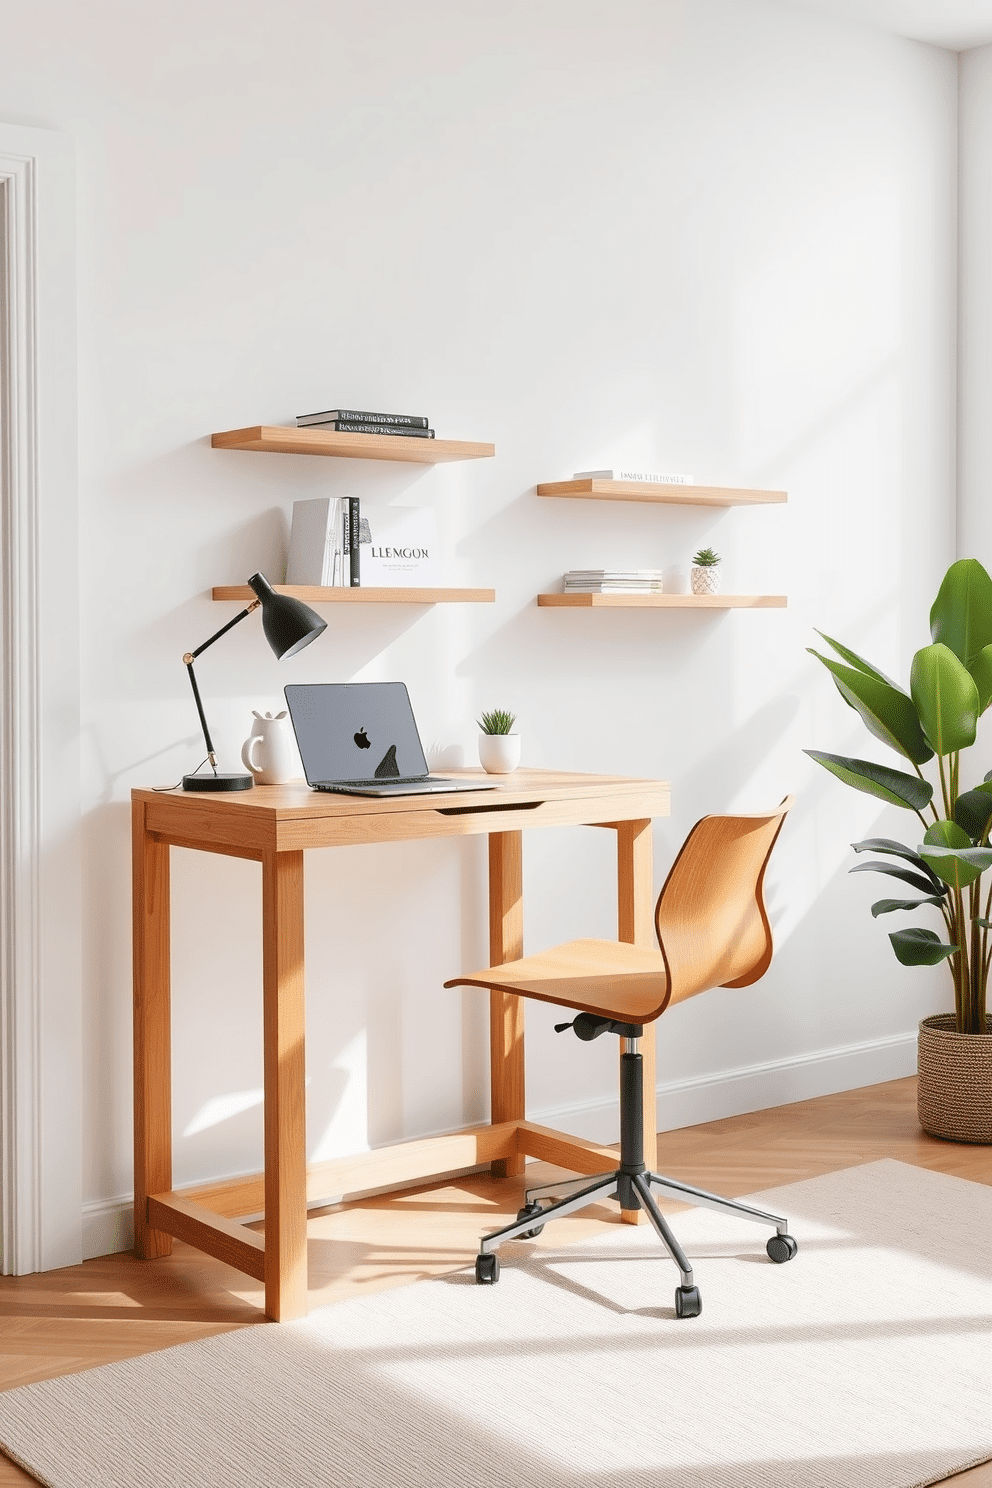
[132,801,173,1259]
[262,849,308,1321]
[488,831,525,1179]
[617,819,658,1222]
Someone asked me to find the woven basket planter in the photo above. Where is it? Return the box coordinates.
[917,1014,992,1144]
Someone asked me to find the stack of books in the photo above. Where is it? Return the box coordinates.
[296,407,435,440]
[563,570,666,594]
[573,468,693,484]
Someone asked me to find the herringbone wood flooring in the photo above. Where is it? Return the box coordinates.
[1,1076,989,1485]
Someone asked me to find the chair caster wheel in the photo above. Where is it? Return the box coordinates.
[516,1202,545,1238]
[675,1285,702,1318]
[766,1233,798,1264]
[475,1253,500,1285]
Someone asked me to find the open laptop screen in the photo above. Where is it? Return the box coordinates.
[284,682,430,784]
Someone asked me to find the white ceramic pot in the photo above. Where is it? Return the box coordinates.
[691,564,722,595]
[241,710,298,784]
[478,733,521,774]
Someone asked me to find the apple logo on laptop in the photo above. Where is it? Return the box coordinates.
[354,727,371,749]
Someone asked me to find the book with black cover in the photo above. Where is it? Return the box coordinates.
[296,408,429,429]
[348,497,361,587]
[332,422,435,439]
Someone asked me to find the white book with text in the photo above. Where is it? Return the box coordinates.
[361,507,439,587]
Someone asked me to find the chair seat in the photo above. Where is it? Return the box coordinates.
[444,937,670,1023]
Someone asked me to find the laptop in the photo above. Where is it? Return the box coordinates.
[284,681,500,796]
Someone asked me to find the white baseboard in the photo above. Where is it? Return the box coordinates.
[82,1194,134,1261]
[82,1031,917,1259]
[532,1030,919,1147]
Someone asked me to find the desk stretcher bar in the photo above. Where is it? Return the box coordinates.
[146,1121,622,1265]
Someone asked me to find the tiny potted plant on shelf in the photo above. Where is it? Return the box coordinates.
[477,708,520,774]
[691,546,722,596]
[806,557,992,1144]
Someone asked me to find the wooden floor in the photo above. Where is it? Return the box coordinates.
[1,1075,990,1485]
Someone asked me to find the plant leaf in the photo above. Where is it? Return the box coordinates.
[889,927,959,966]
[918,820,992,887]
[974,917,992,930]
[851,838,945,889]
[870,896,946,917]
[850,861,948,896]
[909,643,979,755]
[809,651,933,763]
[925,819,973,849]
[813,631,903,691]
[918,845,992,888]
[805,752,933,811]
[953,784,992,843]
[929,558,992,665]
[967,643,992,715]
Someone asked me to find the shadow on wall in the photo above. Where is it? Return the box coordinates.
[81,801,135,1203]
[81,720,202,805]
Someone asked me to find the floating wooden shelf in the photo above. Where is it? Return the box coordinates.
[536,479,786,506]
[213,585,495,605]
[212,426,495,463]
[538,593,787,609]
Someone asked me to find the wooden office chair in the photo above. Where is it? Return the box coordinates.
[444,797,796,1318]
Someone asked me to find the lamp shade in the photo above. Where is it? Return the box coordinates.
[248,572,327,659]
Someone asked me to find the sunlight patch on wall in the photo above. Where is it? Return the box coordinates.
[309,1030,369,1163]
[734,185,900,471]
[182,1087,263,1137]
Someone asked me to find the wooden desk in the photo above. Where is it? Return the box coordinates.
[132,769,671,1320]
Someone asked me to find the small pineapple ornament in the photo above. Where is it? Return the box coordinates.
[690,546,722,595]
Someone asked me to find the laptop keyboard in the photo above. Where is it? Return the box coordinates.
[317,779,416,788]
[314,777,456,790]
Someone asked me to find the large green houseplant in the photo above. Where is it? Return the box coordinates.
[807,557,992,1142]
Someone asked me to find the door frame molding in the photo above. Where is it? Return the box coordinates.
[0,122,80,1274]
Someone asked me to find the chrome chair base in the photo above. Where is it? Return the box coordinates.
[473,1039,799,1314]
[475,1164,795,1315]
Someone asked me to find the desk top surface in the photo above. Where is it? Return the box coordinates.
[134,768,665,817]
[133,769,671,854]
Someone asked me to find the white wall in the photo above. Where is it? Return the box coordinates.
[958,42,992,560]
[0,0,959,1257]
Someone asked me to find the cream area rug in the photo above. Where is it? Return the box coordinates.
[0,1160,990,1488]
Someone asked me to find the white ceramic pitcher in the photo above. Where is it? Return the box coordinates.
[241,710,297,785]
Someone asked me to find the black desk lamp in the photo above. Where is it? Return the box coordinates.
[182,572,327,792]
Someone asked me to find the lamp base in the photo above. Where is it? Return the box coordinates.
[182,772,254,793]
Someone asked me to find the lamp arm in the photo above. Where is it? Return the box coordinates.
[182,599,261,771]
[188,599,260,661]
[184,657,218,768]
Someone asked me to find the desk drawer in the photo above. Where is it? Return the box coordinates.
[275,786,669,848]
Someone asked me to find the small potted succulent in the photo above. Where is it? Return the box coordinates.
[477,707,520,774]
[691,546,722,596]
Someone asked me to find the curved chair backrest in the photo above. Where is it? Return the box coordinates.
[654,796,793,1011]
